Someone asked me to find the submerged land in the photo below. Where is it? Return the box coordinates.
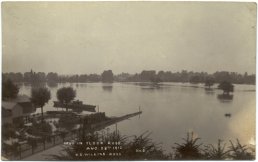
[1,69,256,160]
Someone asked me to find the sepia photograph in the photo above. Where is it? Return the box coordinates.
[1,1,256,160]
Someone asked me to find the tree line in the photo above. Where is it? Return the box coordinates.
[2,70,255,84]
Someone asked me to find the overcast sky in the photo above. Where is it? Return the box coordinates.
[2,2,256,75]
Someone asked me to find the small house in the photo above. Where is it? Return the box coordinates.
[2,95,36,124]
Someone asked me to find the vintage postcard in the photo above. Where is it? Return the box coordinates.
[1,1,256,160]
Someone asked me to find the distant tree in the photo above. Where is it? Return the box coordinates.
[2,79,19,99]
[101,70,114,83]
[205,77,215,89]
[2,72,24,82]
[213,71,231,83]
[140,70,156,82]
[88,74,101,82]
[189,75,200,84]
[36,72,46,82]
[218,81,234,94]
[56,87,76,111]
[181,70,189,83]
[31,87,51,122]
[79,74,88,82]
[150,76,162,84]
[46,72,59,82]
[157,71,165,82]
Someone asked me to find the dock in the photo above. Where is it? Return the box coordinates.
[53,100,96,112]
[86,111,142,131]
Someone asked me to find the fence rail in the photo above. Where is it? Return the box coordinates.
[2,130,79,160]
[2,111,142,160]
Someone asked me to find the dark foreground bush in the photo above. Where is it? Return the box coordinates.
[48,131,255,160]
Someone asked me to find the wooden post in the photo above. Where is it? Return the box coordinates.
[19,144,21,159]
[32,145,34,154]
[53,135,55,145]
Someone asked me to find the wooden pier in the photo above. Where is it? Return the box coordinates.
[87,111,142,132]
[53,101,96,112]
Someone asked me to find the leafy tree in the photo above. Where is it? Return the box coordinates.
[56,87,76,111]
[205,77,215,89]
[150,76,162,84]
[189,75,200,84]
[218,81,234,94]
[2,79,19,99]
[139,70,156,82]
[31,87,51,122]
[46,72,59,82]
[101,70,114,83]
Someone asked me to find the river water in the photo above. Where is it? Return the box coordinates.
[19,82,255,152]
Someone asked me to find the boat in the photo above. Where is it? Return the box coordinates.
[53,100,96,112]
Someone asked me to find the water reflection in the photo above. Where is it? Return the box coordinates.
[16,82,255,153]
[217,94,234,102]
[24,82,46,88]
[102,83,113,92]
[140,83,164,90]
[78,83,87,88]
[47,81,58,88]
[204,88,215,95]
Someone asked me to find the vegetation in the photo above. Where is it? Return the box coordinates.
[2,79,19,99]
[205,77,215,89]
[218,81,234,94]
[189,75,201,84]
[31,87,51,122]
[228,139,254,160]
[3,70,256,84]
[2,123,17,140]
[203,139,229,160]
[101,70,114,83]
[150,76,162,84]
[27,120,52,136]
[56,87,76,111]
[2,127,255,161]
[58,114,80,130]
[49,131,169,160]
[173,132,203,160]
[47,130,255,160]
